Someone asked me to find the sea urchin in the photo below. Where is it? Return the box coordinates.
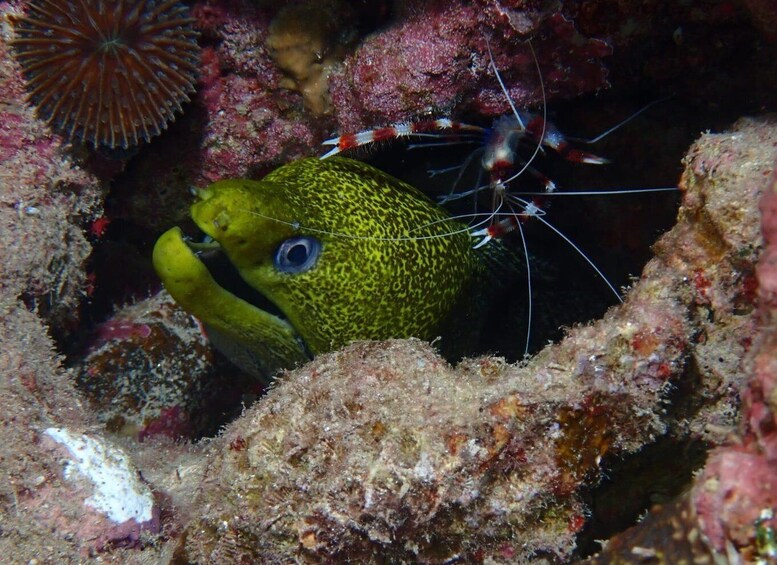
[9,0,200,149]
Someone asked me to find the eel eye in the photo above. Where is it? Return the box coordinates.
[274,236,321,274]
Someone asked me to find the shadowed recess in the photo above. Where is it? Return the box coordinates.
[10,0,200,149]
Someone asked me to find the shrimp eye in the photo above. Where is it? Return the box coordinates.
[274,236,321,274]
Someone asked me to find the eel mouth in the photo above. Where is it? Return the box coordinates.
[153,227,307,357]
[186,235,287,321]
[181,232,314,364]
[153,226,311,372]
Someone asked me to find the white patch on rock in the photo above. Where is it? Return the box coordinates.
[413,451,435,482]
[44,428,154,524]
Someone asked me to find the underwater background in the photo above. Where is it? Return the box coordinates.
[1,0,777,562]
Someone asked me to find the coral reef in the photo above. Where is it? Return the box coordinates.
[0,302,91,560]
[178,119,773,563]
[326,0,609,132]
[0,3,103,327]
[42,427,160,550]
[661,117,767,445]
[108,0,769,234]
[9,0,200,148]
[107,0,326,233]
[326,0,763,133]
[0,2,144,558]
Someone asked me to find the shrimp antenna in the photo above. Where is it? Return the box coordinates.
[570,95,675,145]
[507,196,624,303]
[514,212,532,357]
[507,186,679,197]
[485,37,525,131]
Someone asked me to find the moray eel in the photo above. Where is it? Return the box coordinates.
[153,156,514,380]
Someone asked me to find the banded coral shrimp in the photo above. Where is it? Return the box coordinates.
[317,39,679,357]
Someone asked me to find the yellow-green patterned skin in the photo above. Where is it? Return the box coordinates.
[153,157,487,376]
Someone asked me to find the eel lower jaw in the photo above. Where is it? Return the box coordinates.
[184,235,289,324]
[152,227,310,379]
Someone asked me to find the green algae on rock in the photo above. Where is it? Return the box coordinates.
[153,156,514,379]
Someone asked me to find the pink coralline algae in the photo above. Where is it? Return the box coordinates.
[694,449,777,559]
[197,72,318,183]
[192,0,364,174]
[327,0,611,132]
[192,0,327,180]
